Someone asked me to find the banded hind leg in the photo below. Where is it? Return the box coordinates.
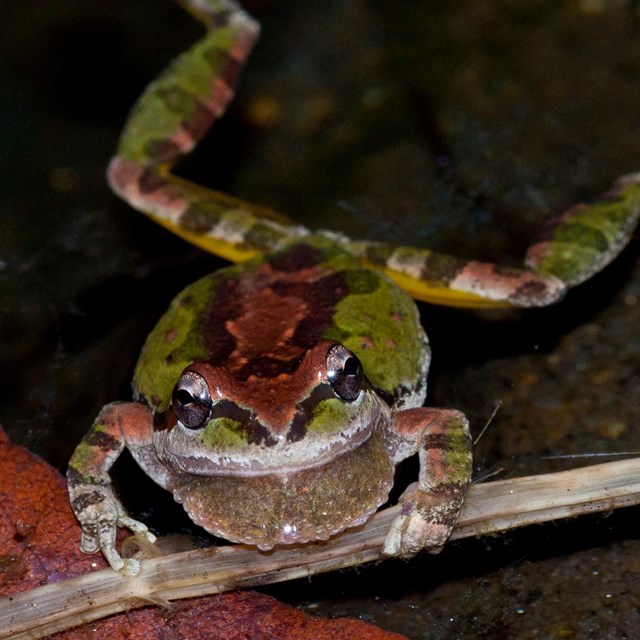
[343,173,640,309]
[109,0,640,309]
[108,0,306,263]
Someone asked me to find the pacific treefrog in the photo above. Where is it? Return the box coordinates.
[67,0,640,575]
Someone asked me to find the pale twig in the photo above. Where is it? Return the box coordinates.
[2,457,640,639]
[473,400,502,446]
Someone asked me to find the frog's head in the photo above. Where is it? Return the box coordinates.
[152,339,388,477]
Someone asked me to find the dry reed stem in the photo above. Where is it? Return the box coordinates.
[2,458,640,639]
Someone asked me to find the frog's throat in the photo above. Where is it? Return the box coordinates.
[170,431,395,549]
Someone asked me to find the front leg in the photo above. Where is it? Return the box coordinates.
[383,408,472,557]
[67,402,157,575]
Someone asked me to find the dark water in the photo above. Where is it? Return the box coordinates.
[2,1,640,637]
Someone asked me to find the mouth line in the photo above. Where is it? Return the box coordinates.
[167,417,378,479]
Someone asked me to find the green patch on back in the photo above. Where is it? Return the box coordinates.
[327,268,424,397]
[133,274,217,411]
[286,236,425,397]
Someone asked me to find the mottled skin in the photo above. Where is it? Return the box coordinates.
[68,0,640,575]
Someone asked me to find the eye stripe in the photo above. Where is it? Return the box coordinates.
[202,403,278,447]
[288,383,336,442]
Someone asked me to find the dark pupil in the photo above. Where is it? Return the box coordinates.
[343,356,359,377]
[176,389,195,406]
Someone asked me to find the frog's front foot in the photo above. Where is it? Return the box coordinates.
[72,482,156,576]
[382,483,462,557]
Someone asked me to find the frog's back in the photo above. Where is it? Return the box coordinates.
[134,235,430,412]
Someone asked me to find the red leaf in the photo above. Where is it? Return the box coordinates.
[0,427,406,639]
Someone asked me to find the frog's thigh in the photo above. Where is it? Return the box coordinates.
[384,408,472,557]
[377,246,565,308]
[377,172,640,308]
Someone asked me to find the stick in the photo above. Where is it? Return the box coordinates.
[2,458,640,639]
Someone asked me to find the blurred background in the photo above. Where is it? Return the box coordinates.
[2,0,640,636]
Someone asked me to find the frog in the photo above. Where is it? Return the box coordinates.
[67,0,640,576]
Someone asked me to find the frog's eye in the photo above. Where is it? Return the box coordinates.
[326,344,364,402]
[172,370,212,429]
